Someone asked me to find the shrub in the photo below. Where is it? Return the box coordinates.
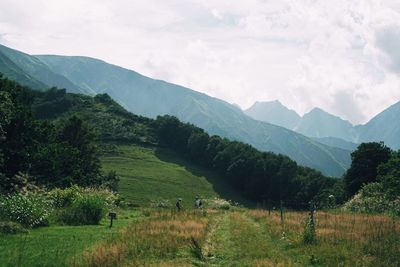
[48,185,84,208]
[49,186,117,225]
[0,221,28,234]
[49,186,118,209]
[344,182,400,216]
[203,198,231,210]
[0,193,52,228]
[58,193,109,225]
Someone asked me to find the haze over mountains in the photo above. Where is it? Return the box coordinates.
[245,101,400,150]
[1,43,398,176]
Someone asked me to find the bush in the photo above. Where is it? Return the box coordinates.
[203,198,232,210]
[48,185,83,208]
[60,194,107,225]
[53,187,118,225]
[344,182,400,216]
[0,193,52,228]
[0,221,28,234]
[49,186,118,209]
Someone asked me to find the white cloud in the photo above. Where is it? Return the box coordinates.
[0,0,400,124]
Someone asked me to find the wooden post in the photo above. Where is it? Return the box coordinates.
[309,201,315,228]
[108,212,117,228]
[280,200,284,225]
[268,200,271,215]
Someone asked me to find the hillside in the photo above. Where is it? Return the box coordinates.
[34,54,351,176]
[356,101,400,149]
[100,144,249,206]
[0,44,88,94]
[311,136,358,151]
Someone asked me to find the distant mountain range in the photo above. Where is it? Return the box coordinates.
[245,101,400,150]
[0,43,373,177]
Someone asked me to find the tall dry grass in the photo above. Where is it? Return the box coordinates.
[247,209,400,266]
[79,210,209,267]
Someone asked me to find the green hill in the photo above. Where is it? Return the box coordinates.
[100,144,249,206]
[35,54,351,177]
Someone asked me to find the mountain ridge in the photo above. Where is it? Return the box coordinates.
[0,44,352,176]
[245,100,400,150]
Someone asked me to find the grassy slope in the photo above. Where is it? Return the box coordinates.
[100,144,250,207]
[0,209,140,267]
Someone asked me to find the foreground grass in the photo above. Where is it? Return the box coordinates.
[247,209,400,267]
[0,209,140,267]
[80,209,399,267]
[100,144,248,207]
[2,208,398,266]
[81,209,210,266]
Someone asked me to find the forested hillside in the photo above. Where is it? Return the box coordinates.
[0,75,339,208]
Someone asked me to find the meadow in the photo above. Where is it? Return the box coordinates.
[1,144,399,266]
[80,208,399,267]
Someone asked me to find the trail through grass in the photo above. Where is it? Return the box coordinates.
[206,211,299,266]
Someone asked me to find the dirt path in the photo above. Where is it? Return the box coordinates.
[202,211,300,267]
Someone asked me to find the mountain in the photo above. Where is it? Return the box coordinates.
[35,55,350,177]
[356,101,400,149]
[244,100,301,129]
[0,44,88,94]
[295,108,357,141]
[0,50,47,89]
[311,137,358,151]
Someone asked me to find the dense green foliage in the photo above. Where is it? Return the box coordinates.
[341,142,399,215]
[0,193,52,228]
[0,76,117,193]
[344,142,391,195]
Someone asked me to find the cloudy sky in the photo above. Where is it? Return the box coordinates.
[1,0,400,124]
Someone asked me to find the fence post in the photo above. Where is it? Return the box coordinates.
[309,201,315,228]
[280,200,284,225]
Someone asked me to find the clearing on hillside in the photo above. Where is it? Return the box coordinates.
[100,144,249,207]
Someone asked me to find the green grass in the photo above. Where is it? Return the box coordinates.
[100,144,249,207]
[0,209,141,267]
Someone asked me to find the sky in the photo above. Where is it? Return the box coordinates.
[1,0,400,124]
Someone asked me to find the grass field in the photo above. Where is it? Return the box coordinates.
[0,209,140,267]
[2,144,398,266]
[100,144,249,207]
[81,208,400,267]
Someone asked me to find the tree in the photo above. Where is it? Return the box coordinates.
[187,131,209,161]
[57,115,101,186]
[344,142,391,196]
[377,152,400,200]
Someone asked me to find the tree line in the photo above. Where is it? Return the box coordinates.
[153,115,339,208]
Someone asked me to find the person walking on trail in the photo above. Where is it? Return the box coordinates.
[195,196,203,209]
[176,198,183,211]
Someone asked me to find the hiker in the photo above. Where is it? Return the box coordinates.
[176,198,183,211]
[195,196,203,209]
